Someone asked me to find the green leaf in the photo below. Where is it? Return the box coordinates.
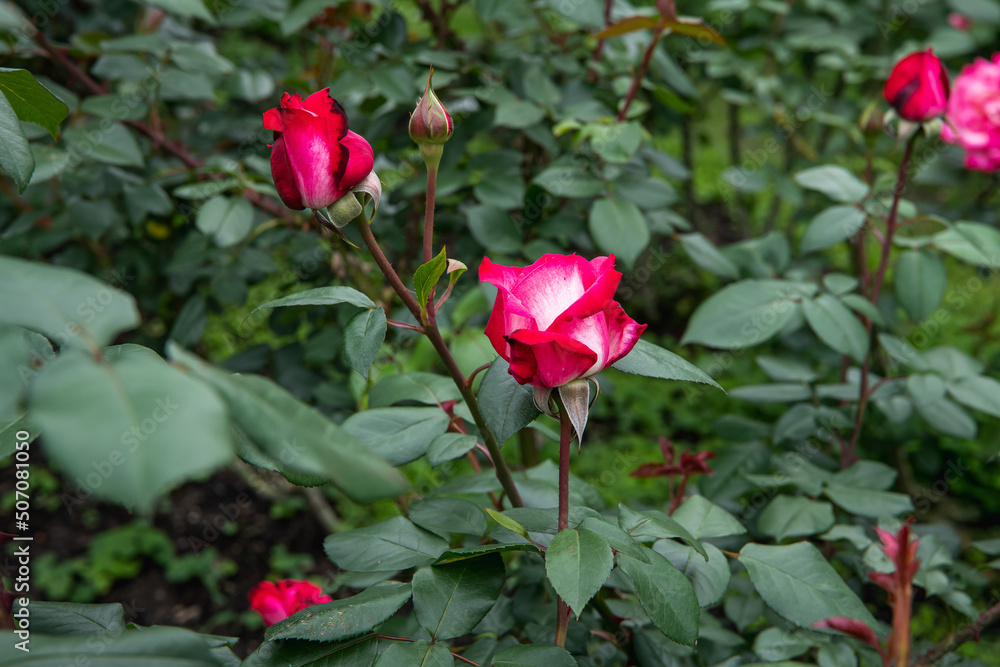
[27,349,233,513]
[679,233,739,279]
[612,338,722,389]
[491,644,578,667]
[654,540,731,607]
[672,495,747,539]
[242,637,377,667]
[427,432,478,466]
[618,503,707,559]
[0,69,68,139]
[436,542,541,564]
[932,221,1000,268]
[803,295,868,362]
[280,0,338,34]
[617,547,701,646]
[324,516,449,572]
[167,344,408,502]
[577,517,650,563]
[915,397,977,438]
[948,375,1000,417]
[375,640,454,667]
[413,553,505,640]
[841,294,885,326]
[484,507,533,542]
[794,166,868,203]
[545,528,614,617]
[369,372,461,408]
[466,204,522,254]
[30,601,126,635]
[682,280,813,348]
[253,286,376,313]
[477,358,540,444]
[757,496,835,541]
[534,165,604,198]
[589,197,650,268]
[266,581,412,642]
[0,86,34,192]
[0,327,51,418]
[895,249,946,321]
[832,460,897,490]
[739,542,878,628]
[800,205,867,253]
[823,483,913,518]
[64,124,144,167]
[0,626,224,666]
[818,643,858,667]
[753,627,815,661]
[195,195,253,247]
[409,497,488,538]
[878,333,927,371]
[342,407,449,466]
[730,383,812,404]
[494,98,546,128]
[414,247,448,323]
[343,307,387,379]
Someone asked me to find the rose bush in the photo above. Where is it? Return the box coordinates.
[263,88,374,210]
[479,254,646,389]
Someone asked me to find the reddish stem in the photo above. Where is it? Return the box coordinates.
[554,402,573,647]
[843,134,917,468]
[616,23,666,122]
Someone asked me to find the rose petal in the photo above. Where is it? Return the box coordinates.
[278,107,348,209]
[506,329,598,388]
[605,301,647,365]
[508,254,596,330]
[269,135,305,210]
[340,130,375,195]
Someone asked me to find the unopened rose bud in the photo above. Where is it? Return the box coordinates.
[858,101,884,140]
[409,68,453,170]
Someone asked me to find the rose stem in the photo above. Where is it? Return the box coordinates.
[844,133,918,468]
[355,220,524,507]
[616,21,665,122]
[554,399,573,648]
[423,165,438,264]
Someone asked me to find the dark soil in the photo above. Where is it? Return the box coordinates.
[1,446,336,658]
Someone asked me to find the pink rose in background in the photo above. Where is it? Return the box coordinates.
[263,88,374,210]
[948,13,972,31]
[942,54,1000,171]
[480,254,646,389]
[248,580,332,627]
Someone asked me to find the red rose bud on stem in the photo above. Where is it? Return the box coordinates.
[409,67,453,171]
[263,88,374,211]
[883,49,950,122]
[248,580,332,627]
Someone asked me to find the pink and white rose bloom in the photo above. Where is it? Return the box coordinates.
[942,54,1000,171]
[480,254,646,389]
[263,88,374,210]
[248,579,332,627]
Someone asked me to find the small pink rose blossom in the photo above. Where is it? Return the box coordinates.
[248,579,332,627]
[942,53,1000,171]
[948,13,972,31]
